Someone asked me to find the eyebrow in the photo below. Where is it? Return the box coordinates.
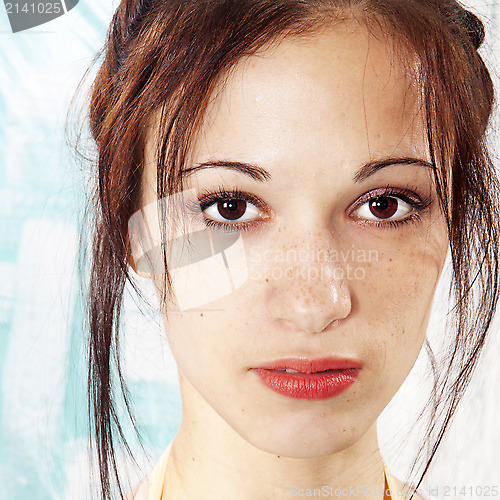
[183,160,272,182]
[183,157,435,183]
[352,157,435,183]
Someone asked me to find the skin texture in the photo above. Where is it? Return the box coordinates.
[137,21,449,500]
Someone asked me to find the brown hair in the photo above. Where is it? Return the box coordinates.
[81,1,500,498]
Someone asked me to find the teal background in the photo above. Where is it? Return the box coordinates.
[0,2,498,499]
[0,2,181,499]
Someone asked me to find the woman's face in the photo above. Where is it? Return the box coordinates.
[140,22,449,458]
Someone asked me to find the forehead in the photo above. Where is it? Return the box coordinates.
[190,21,427,171]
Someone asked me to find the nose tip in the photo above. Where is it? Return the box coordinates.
[265,264,352,334]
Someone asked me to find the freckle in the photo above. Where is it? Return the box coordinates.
[266,279,269,283]
[192,457,195,461]
[200,313,203,317]
[389,258,393,262]
[277,456,280,459]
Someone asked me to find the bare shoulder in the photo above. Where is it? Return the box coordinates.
[386,470,435,500]
[122,444,173,500]
[122,479,148,500]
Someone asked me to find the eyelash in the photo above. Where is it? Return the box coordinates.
[351,185,432,230]
[195,187,266,232]
[192,185,432,232]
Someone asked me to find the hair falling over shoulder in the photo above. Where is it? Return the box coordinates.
[79,1,500,498]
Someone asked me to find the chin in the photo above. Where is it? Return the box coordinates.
[235,413,370,459]
[249,434,363,459]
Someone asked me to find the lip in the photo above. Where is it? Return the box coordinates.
[252,357,362,400]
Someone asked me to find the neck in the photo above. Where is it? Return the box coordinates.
[163,373,388,500]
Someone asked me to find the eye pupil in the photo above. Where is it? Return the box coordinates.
[218,199,247,220]
[369,196,398,219]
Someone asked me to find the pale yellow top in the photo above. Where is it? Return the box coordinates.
[124,443,432,500]
[123,443,173,500]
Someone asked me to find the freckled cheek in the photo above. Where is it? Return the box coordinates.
[347,240,447,392]
[165,313,241,374]
[350,241,446,338]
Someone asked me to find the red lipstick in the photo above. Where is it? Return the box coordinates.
[253,357,362,400]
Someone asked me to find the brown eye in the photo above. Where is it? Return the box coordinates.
[369,196,399,219]
[203,197,263,226]
[217,200,247,221]
[353,194,412,222]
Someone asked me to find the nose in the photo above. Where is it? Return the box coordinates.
[264,237,352,334]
